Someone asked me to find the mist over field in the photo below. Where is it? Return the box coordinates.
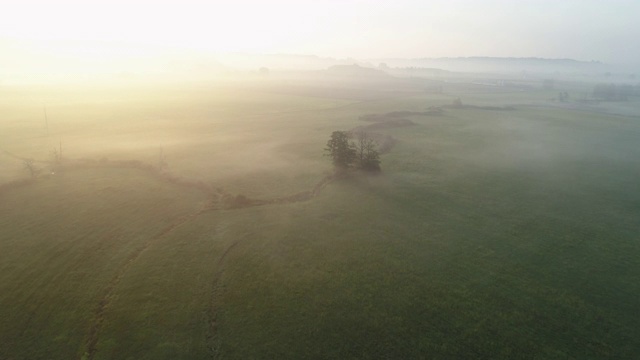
[2,1,640,359]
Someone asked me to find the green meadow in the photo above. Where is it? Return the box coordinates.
[1,76,639,359]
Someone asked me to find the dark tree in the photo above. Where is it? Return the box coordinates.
[354,131,381,172]
[325,131,356,170]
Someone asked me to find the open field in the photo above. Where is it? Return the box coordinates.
[1,75,640,359]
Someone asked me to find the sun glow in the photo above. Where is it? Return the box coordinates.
[1,0,321,83]
[2,1,290,50]
[2,0,637,84]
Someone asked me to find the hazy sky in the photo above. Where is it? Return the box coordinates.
[1,0,639,81]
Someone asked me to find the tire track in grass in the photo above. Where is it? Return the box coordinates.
[0,151,338,359]
[82,174,335,360]
[203,175,336,358]
[2,151,342,359]
[6,127,387,358]
[206,240,241,359]
[83,211,202,360]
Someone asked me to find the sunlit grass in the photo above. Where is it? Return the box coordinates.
[1,78,639,359]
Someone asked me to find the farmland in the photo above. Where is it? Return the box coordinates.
[1,74,640,359]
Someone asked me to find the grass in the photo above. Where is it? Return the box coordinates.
[1,77,639,359]
[0,168,205,359]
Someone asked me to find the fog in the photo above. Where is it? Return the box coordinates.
[2,1,640,359]
[2,0,639,85]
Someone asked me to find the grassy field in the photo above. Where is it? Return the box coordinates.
[1,76,639,359]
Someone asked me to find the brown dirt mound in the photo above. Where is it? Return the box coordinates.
[214,174,335,210]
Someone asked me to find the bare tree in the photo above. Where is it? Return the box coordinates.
[23,159,39,178]
[353,131,381,172]
[354,131,369,165]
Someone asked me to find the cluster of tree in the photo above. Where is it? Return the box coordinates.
[325,131,380,172]
[593,83,637,101]
[557,91,570,102]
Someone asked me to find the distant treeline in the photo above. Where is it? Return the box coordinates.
[592,83,638,101]
[358,109,442,122]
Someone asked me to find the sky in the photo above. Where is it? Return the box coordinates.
[1,0,639,82]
